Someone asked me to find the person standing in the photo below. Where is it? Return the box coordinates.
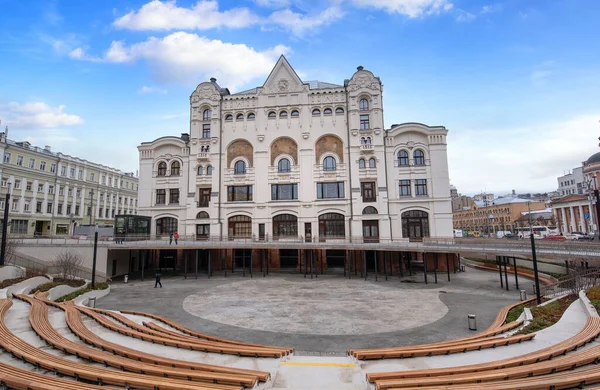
[154,269,162,288]
[169,232,173,245]
[174,231,179,245]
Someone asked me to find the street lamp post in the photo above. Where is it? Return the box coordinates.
[528,201,542,304]
[91,224,98,288]
[0,183,11,266]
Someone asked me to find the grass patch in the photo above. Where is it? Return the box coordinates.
[0,277,26,289]
[55,282,109,303]
[30,278,86,294]
[587,287,600,314]
[517,295,577,335]
[506,305,526,323]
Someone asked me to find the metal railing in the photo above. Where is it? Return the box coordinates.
[540,269,600,298]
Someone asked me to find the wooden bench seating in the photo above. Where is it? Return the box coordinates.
[73,304,288,358]
[37,297,271,382]
[367,316,600,387]
[0,299,242,390]
[14,294,259,388]
[0,360,104,390]
[349,298,535,359]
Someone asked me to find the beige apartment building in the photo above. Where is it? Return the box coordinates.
[0,132,138,236]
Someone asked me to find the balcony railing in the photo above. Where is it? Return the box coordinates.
[394,159,431,168]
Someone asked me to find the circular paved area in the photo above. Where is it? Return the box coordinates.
[183,278,448,335]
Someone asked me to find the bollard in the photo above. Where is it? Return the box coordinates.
[520,290,527,301]
[468,314,477,331]
[124,274,129,284]
[460,265,466,272]
[88,297,96,308]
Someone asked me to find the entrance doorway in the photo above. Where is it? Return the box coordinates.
[34,221,44,236]
[159,249,177,270]
[362,220,379,243]
[401,210,430,242]
[326,250,346,268]
[279,249,298,268]
[234,249,252,269]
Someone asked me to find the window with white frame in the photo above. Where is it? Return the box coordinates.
[39,161,46,171]
[16,155,23,166]
[29,158,35,169]
[50,163,56,173]
[37,183,44,192]
[3,152,10,163]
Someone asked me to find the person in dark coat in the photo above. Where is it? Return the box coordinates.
[169,232,173,245]
[154,269,162,288]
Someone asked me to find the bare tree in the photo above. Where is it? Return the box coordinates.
[3,238,21,265]
[562,260,600,296]
[52,250,84,280]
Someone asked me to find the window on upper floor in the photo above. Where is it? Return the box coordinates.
[278,158,291,173]
[317,182,345,199]
[39,161,46,171]
[359,99,369,110]
[247,112,255,120]
[312,108,321,116]
[203,109,211,121]
[169,188,180,204]
[197,166,203,176]
[3,152,10,163]
[157,162,167,176]
[397,150,409,166]
[207,165,213,176]
[202,124,211,139]
[335,107,344,114]
[279,110,288,118]
[360,114,370,130]
[225,114,233,121]
[156,189,165,204]
[361,182,376,202]
[323,156,336,171]
[236,113,244,121]
[415,179,428,195]
[234,160,246,175]
[323,108,332,115]
[227,185,253,202]
[50,163,56,173]
[170,161,180,176]
[268,111,276,118]
[369,158,376,168]
[414,150,425,165]
[359,159,365,169]
[271,183,298,201]
[399,180,411,196]
[29,158,35,169]
[291,110,299,117]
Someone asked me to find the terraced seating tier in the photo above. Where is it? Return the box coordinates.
[14,294,260,388]
[0,360,103,390]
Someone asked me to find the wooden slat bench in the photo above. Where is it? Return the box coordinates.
[15,294,259,388]
[0,299,242,390]
[0,360,104,390]
[37,297,271,382]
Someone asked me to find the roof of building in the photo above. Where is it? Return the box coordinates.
[521,208,553,216]
[515,211,553,222]
[586,151,600,165]
[474,196,538,207]
[230,80,343,96]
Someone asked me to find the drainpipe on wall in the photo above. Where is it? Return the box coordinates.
[217,98,224,240]
[344,86,354,241]
[379,80,394,241]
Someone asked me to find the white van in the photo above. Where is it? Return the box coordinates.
[496,231,512,238]
[453,229,464,238]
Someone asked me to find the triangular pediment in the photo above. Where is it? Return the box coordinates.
[261,55,305,94]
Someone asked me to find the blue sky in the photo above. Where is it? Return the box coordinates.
[1,0,599,195]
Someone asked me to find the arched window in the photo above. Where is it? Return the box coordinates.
[157,162,167,176]
[323,108,332,115]
[228,215,252,238]
[312,108,321,116]
[358,159,366,169]
[205,145,210,152]
[360,137,366,144]
[279,110,288,118]
[170,161,180,176]
[414,150,425,165]
[234,160,246,175]
[323,156,336,171]
[197,166,203,176]
[278,158,291,173]
[203,109,211,121]
[318,213,345,238]
[397,150,409,166]
[365,137,372,144]
[236,113,244,121]
[362,206,378,215]
[268,111,276,118]
[225,114,233,121]
[273,214,298,238]
[206,165,213,176]
[369,158,376,168]
[359,99,369,110]
[291,110,299,117]
[196,211,209,219]
[335,107,344,114]
[247,113,255,120]
[156,217,178,235]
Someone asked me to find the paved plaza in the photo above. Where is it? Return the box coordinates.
[98,267,534,353]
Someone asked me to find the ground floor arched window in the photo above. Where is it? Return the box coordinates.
[228,215,252,238]
[401,210,429,240]
[156,217,178,235]
[272,214,298,238]
[318,213,345,238]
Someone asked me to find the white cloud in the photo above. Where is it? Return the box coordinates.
[68,32,290,90]
[139,85,168,94]
[0,102,84,128]
[350,0,453,18]
[455,10,475,22]
[455,4,501,22]
[254,0,290,8]
[449,114,600,194]
[267,6,344,36]
[113,0,260,30]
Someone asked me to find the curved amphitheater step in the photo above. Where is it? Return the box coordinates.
[271,356,365,390]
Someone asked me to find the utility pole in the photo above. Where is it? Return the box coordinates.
[528,201,542,304]
[0,183,11,266]
[89,189,94,225]
[91,224,98,288]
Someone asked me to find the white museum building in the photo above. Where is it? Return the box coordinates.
[137,56,453,242]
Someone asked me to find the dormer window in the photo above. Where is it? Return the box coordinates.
[268,111,276,118]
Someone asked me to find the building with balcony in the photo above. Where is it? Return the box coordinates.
[137,56,453,269]
[0,133,138,236]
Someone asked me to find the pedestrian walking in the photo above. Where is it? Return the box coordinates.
[174,231,179,245]
[169,232,173,245]
[154,269,162,288]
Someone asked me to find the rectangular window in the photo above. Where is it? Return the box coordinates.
[0,201,4,209]
[98,207,103,217]
[169,189,180,204]
[361,182,376,202]
[87,206,91,216]
[75,205,80,215]
[156,189,166,204]
[48,185,54,194]
[101,175,106,185]
[227,185,253,202]
[10,220,28,234]
[90,173,95,181]
[37,183,44,192]
[59,186,64,195]
[16,155,23,166]
[66,204,72,215]
[39,161,46,171]
[111,209,115,218]
[24,201,30,212]
[105,209,109,218]
[202,124,211,139]
[317,182,345,199]
[399,180,411,196]
[58,203,63,214]
[0,178,6,188]
[76,189,81,198]
[198,188,211,207]
[108,177,112,186]
[271,183,299,201]
[50,163,56,173]
[26,182,32,191]
[14,180,20,189]
[29,158,35,169]
[56,224,69,235]
[126,182,129,189]
[70,168,75,178]
[11,201,19,211]
[67,188,72,197]
[3,152,10,163]
[36,201,42,213]
[61,166,66,176]
[415,179,428,196]
[78,169,83,179]
[47,202,53,214]
[360,115,370,130]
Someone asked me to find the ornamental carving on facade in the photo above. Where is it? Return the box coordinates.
[348,75,380,92]
[277,79,289,92]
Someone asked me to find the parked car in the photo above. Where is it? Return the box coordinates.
[504,233,520,240]
[542,234,566,241]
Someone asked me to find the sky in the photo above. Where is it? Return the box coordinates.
[1,0,599,196]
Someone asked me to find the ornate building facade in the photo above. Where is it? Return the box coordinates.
[138,57,452,249]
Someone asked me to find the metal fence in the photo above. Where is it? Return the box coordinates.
[540,269,600,298]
